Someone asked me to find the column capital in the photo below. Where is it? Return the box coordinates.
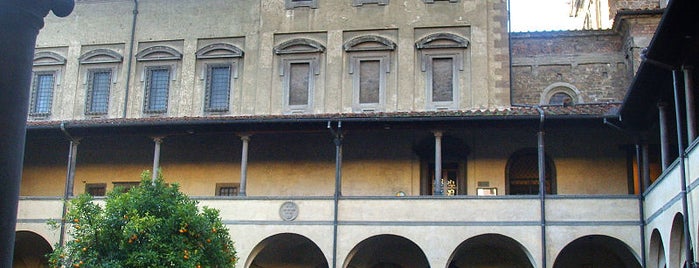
[151,136,166,143]
[432,130,443,137]
[238,133,252,141]
[0,0,75,29]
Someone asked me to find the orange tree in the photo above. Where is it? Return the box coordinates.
[48,172,236,267]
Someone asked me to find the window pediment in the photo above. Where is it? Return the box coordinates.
[33,51,67,66]
[415,33,469,49]
[196,43,244,59]
[79,49,123,64]
[274,39,326,55]
[344,35,396,52]
[135,46,182,61]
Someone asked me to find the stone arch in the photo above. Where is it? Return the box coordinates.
[669,213,687,267]
[195,43,244,59]
[343,35,396,52]
[415,33,469,49]
[343,234,429,268]
[447,233,535,268]
[274,38,326,55]
[13,230,53,268]
[540,82,583,105]
[33,51,66,66]
[649,229,667,268]
[246,232,328,268]
[78,48,123,64]
[505,148,556,195]
[135,45,182,61]
[552,234,641,268]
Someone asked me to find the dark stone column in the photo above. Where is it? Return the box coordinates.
[0,1,73,266]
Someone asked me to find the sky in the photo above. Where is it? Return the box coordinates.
[509,0,585,32]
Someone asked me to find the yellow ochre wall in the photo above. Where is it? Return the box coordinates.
[21,126,632,197]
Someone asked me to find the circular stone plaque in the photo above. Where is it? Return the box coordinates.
[279,201,299,221]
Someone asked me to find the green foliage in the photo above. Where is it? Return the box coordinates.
[48,172,237,268]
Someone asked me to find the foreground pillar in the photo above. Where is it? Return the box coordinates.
[0,0,74,266]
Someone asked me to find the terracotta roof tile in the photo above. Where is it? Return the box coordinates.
[27,103,620,128]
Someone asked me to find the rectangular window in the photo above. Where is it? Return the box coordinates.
[30,72,55,116]
[216,183,240,196]
[86,69,112,115]
[288,62,311,107]
[205,65,231,112]
[85,183,107,196]
[431,57,454,102]
[144,66,170,113]
[359,60,381,104]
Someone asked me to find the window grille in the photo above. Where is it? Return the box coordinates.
[144,67,170,113]
[30,72,55,116]
[205,65,231,112]
[216,183,240,196]
[86,69,112,115]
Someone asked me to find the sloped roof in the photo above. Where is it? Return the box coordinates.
[619,0,699,129]
[27,103,620,136]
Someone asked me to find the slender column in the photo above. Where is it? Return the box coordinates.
[641,136,651,191]
[59,137,80,247]
[0,1,73,265]
[671,69,695,268]
[433,131,443,195]
[239,135,250,196]
[658,102,671,170]
[65,139,80,196]
[151,137,163,182]
[684,66,696,143]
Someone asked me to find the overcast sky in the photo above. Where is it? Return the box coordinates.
[509,0,583,32]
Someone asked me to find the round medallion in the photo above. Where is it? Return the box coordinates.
[279,201,299,221]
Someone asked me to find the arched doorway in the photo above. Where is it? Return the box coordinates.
[669,213,687,267]
[506,148,556,195]
[247,233,328,268]
[553,235,641,268]
[344,234,429,268]
[13,231,53,268]
[649,229,666,268]
[447,233,534,268]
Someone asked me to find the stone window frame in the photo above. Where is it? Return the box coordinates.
[79,49,123,116]
[274,38,325,114]
[344,35,396,112]
[353,0,389,6]
[423,0,459,3]
[415,33,469,111]
[135,45,182,115]
[29,51,66,118]
[195,43,243,114]
[285,0,318,9]
[540,82,583,105]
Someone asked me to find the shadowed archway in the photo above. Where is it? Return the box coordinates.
[13,231,53,268]
[344,234,429,268]
[553,235,640,268]
[448,233,534,268]
[247,233,328,268]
